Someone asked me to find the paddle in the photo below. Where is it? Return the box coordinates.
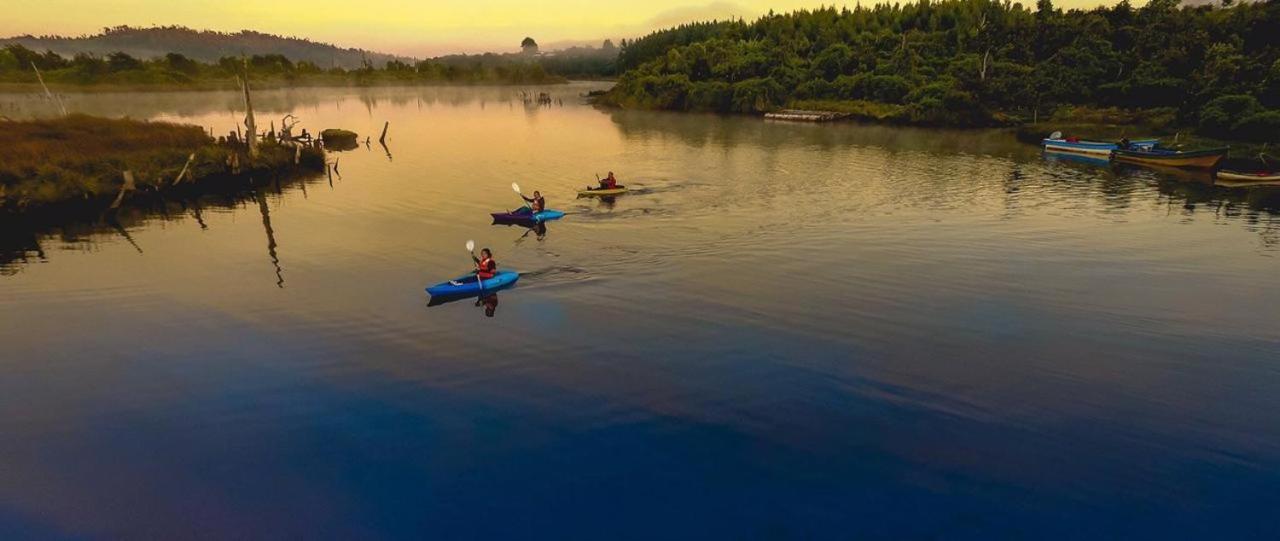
[511,182,530,212]
[465,239,482,292]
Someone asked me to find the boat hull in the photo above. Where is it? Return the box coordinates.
[1041,138,1157,157]
[1113,148,1227,170]
[490,209,564,225]
[426,270,520,297]
[1216,170,1280,182]
[578,186,628,197]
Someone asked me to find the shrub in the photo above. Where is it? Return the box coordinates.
[687,81,733,112]
[1199,94,1261,138]
[832,73,869,100]
[730,78,785,113]
[863,75,912,104]
[641,74,692,109]
[794,79,835,100]
[1231,111,1280,142]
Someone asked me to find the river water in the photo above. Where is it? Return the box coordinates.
[1,83,1278,539]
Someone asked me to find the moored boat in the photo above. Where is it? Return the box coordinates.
[1216,170,1280,182]
[1215,169,1280,187]
[1113,147,1228,170]
[1041,136,1158,157]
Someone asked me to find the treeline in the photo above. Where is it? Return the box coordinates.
[536,40,620,79]
[603,0,1280,141]
[436,41,619,80]
[1,26,405,70]
[0,45,565,87]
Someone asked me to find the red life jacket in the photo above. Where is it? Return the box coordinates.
[477,257,497,279]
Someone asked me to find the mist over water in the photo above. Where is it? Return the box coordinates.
[2,83,1278,539]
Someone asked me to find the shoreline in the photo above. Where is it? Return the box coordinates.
[591,96,1270,153]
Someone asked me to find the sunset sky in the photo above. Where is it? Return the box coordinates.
[4,0,1127,58]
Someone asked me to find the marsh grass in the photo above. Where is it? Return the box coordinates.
[0,114,323,210]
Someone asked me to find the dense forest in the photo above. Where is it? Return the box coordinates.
[604,0,1280,142]
[0,45,567,87]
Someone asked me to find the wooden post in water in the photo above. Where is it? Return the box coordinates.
[172,153,196,185]
[111,171,137,209]
[239,59,259,161]
[379,121,389,145]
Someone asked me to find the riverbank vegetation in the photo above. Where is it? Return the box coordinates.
[0,45,565,90]
[0,115,324,210]
[603,0,1280,143]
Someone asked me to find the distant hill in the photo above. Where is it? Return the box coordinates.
[0,26,412,69]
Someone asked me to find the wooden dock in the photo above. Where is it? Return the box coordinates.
[764,109,850,122]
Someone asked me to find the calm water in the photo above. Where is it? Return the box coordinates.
[2,83,1279,539]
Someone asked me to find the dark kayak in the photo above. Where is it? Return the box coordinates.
[491,209,564,225]
[425,270,519,297]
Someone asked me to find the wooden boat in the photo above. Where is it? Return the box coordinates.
[1215,169,1280,187]
[1216,170,1280,182]
[1041,137,1157,158]
[1113,147,1228,169]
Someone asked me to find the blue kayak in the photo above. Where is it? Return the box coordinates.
[491,209,564,224]
[425,270,520,297]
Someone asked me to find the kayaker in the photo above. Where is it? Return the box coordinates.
[472,248,497,280]
[520,190,545,213]
[599,172,618,190]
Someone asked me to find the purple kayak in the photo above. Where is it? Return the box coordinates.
[490,209,564,225]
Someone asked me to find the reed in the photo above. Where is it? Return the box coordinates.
[0,114,323,210]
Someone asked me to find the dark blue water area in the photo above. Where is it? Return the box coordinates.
[3,303,1276,539]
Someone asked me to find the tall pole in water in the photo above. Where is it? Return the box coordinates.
[240,58,259,161]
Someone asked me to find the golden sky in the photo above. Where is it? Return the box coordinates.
[4,0,1126,58]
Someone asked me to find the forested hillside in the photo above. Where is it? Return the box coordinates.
[604,0,1280,141]
[0,29,617,88]
[0,26,405,70]
[0,45,562,88]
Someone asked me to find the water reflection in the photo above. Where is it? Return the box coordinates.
[255,191,285,288]
[426,288,510,318]
[0,173,325,272]
[1,84,586,122]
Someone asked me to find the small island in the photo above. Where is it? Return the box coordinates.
[0,114,325,212]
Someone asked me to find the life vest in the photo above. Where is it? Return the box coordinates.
[477,257,496,278]
[532,197,545,211]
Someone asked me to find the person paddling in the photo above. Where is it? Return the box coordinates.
[599,171,619,190]
[472,248,497,280]
[520,190,545,213]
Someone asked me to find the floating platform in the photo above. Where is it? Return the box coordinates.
[764,110,851,122]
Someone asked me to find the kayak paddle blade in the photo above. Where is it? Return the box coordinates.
[511,182,521,194]
[465,240,475,252]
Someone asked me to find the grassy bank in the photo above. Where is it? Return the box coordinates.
[0,115,324,211]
